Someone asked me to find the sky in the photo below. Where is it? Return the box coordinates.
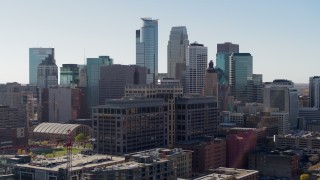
[0,0,319,84]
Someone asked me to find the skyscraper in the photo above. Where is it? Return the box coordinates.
[37,53,58,89]
[263,79,298,129]
[136,18,158,84]
[185,42,208,94]
[86,56,113,109]
[215,42,239,85]
[29,48,54,85]
[167,26,189,80]
[309,76,320,108]
[60,64,80,87]
[202,60,218,97]
[229,53,253,102]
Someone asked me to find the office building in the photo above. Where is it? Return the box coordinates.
[229,53,253,103]
[41,87,87,123]
[252,74,263,103]
[275,131,320,150]
[185,42,208,94]
[298,107,320,131]
[60,64,80,87]
[220,111,245,126]
[245,112,279,137]
[175,137,226,174]
[195,167,258,180]
[136,17,158,84]
[79,65,87,87]
[86,56,113,109]
[167,26,189,79]
[99,65,146,103]
[263,79,298,129]
[175,96,219,141]
[271,112,289,135]
[202,60,218,97]
[92,97,167,155]
[215,42,239,85]
[249,149,299,179]
[37,53,58,89]
[226,129,257,168]
[125,84,183,147]
[309,76,320,108]
[29,48,54,85]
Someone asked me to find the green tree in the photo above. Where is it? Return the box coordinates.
[75,133,88,143]
[300,174,310,180]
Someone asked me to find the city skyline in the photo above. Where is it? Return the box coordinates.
[0,1,320,83]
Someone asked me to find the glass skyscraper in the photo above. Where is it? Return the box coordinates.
[60,64,80,87]
[136,18,158,84]
[29,48,54,85]
[167,26,189,80]
[86,56,113,110]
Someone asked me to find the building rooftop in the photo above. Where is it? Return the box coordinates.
[16,154,125,172]
[212,167,258,179]
[277,131,320,139]
[33,123,82,135]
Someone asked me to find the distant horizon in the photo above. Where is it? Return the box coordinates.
[1,1,319,84]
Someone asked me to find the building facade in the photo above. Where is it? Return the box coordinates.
[185,42,208,94]
[175,96,219,142]
[136,17,158,84]
[167,26,189,80]
[309,76,320,108]
[99,64,146,103]
[229,53,253,103]
[92,97,167,155]
[60,64,80,87]
[202,60,218,98]
[37,53,58,89]
[29,48,54,85]
[86,56,113,109]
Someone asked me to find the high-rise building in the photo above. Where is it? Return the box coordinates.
[202,60,218,97]
[271,112,290,135]
[125,84,183,147]
[175,96,219,141]
[167,26,189,79]
[185,42,208,94]
[29,48,54,85]
[136,17,158,84]
[37,52,58,89]
[309,76,320,108]
[263,79,298,129]
[92,97,167,155]
[252,74,263,103]
[60,64,80,87]
[78,65,87,87]
[86,56,113,109]
[99,65,146,103]
[229,53,253,102]
[215,42,239,85]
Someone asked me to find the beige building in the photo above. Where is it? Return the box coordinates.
[194,167,258,180]
[275,131,320,149]
[202,60,218,98]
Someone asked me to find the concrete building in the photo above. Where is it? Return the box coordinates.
[84,152,176,180]
[125,84,183,147]
[309,76,320,108]
[202,60,218,98]
[275,131,320,150]
[92,97,167,155]
[60,64,80,87]
[41,87,87,123]
[245,112,279,137]
[194,167,258,180]
[263,79,298,129]
[167,26,189,80]
[86,56,113,109]
[136,17,158,84]
[29,48,54,85]
[226,129,257,168]
[185,42,208,94]
[175,137,226,174]
[229,53,253,103]
[127,148,192,179]
[99,64,146,102]
[298,107,320,131]
[249,149,299,179]
[14,154,125,180]
[220,111,245,126]
[37,53,58,89]
[271,112,289,135]
[175,96,219,141]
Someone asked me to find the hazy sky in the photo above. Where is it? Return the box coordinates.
[0,0,319,83]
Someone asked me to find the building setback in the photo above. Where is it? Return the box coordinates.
[92,97,167,155]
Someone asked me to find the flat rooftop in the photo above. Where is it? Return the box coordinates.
[16,154,125,172]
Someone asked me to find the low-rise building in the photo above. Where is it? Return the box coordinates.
[194,167,258,180]
[275,131,320,150]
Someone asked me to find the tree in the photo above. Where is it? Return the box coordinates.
[300,174,310,180]
[75,133,88,143]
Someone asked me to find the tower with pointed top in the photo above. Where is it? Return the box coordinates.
[202,60,218,97]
